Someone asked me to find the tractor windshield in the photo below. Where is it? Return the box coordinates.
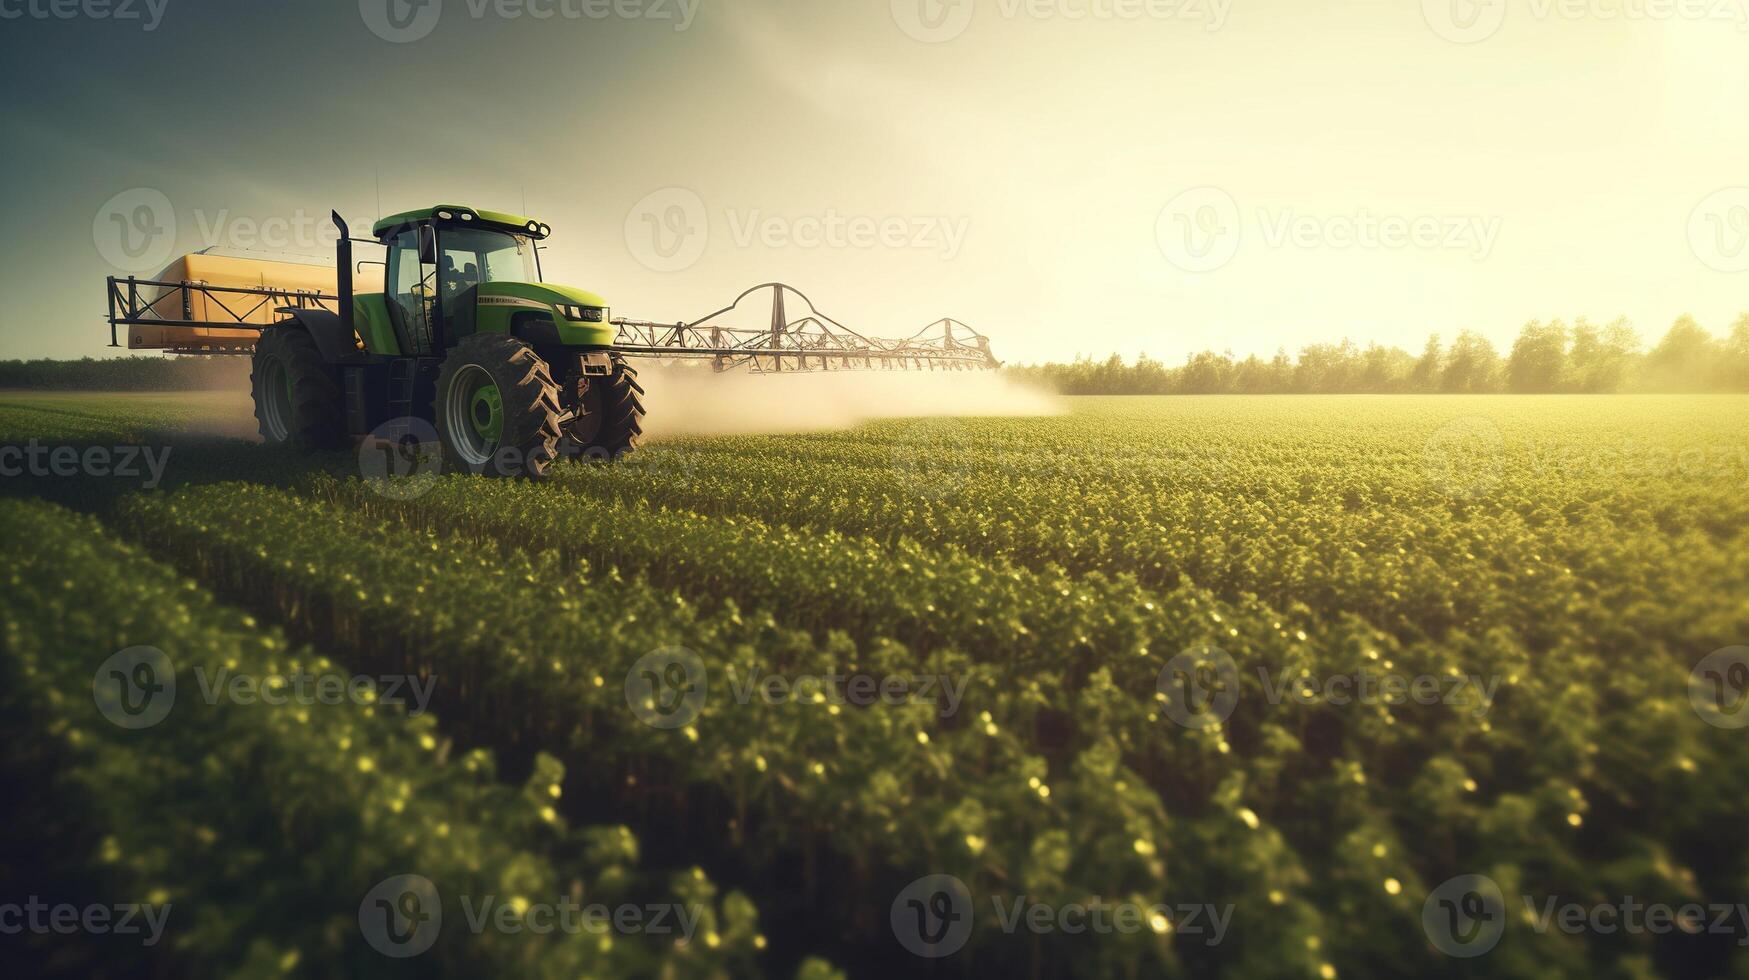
[440,227,539,287]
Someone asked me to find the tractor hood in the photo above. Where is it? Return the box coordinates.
[475,281,616,348]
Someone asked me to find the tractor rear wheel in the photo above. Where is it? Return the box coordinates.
[434,333,563,478]
[251,326,346,449]
[562,354,645,461]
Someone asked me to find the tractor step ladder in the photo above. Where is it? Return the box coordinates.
[384,358,421,440]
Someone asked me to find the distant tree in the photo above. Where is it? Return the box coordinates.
[1441,330,1503,393]
[1409,335,1443,392]
[1506,319,1570,392]
[1295,339,1362,392]
[1360,344,1415,392]
[1720,314,1749,391]
[1180,350,1236,393]
[1641,315,1717,391]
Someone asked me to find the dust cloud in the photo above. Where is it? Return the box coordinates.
[634,364,1061,439]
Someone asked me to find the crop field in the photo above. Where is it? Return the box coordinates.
[2,392,1747,979]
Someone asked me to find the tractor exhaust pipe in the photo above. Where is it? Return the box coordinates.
[332,210,355,339]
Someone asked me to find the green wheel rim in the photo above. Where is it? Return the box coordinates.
[469,383,503,442]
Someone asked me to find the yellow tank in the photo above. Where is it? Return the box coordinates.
[126,249,383,352]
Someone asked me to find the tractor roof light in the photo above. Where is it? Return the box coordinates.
[538,224,551,237]
[460,212,474,220]
[437,210,454,220]
[526,221,539,232]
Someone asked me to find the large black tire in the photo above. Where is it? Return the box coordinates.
[562,354,645,461]
[250,326,346,449]
[433,333,563,478]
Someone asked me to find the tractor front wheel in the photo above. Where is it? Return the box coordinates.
[434,333,563,478]
[561,354,645,461]
[251,326,346,449]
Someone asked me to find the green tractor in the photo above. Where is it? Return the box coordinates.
[251,206,643,478]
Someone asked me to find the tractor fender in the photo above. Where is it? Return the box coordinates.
[510,312,566,368]
[273,308,357,363]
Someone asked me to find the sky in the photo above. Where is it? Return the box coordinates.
[1,0,1746,364]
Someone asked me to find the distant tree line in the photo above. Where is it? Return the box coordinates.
[1006,314,1749,394]
[0,356,248,391]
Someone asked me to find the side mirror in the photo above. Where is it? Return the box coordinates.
[418,225,438,265]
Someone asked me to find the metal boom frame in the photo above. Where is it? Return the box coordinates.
[106,277,1000,370]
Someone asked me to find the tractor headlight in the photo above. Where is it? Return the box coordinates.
[558,304,606,323]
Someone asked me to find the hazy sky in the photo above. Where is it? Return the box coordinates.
[1,0,1746,363]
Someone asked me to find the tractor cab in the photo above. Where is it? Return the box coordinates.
[372,207,550,356]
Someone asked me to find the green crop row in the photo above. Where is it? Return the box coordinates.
[323,472,1749,976]
[0,497,777,979]
[112,485,1238,977]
